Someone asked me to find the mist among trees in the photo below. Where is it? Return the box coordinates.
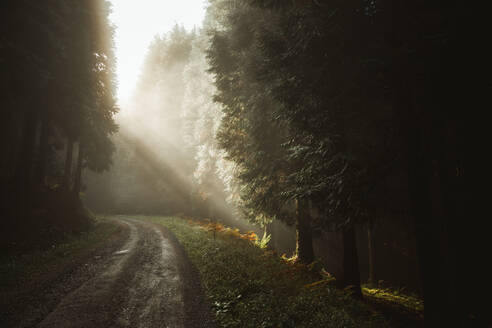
[1,0,489,327]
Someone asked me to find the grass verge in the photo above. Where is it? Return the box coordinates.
[135,215,392,328]
[0,218,119,295]
[362,285,424,319]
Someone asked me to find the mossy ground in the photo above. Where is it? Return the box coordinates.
[135,215,397,328]
[0,218,119,294]
[362,285,424,320]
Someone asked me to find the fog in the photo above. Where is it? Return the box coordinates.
[83,25,256,233]
[5,2,477,322]
[109,0,206,103]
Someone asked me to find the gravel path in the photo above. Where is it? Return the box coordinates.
[4,217,213,328]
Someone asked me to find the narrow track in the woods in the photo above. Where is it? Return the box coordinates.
[7,218,211,328]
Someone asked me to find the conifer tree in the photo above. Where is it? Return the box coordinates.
[1,0,118,239]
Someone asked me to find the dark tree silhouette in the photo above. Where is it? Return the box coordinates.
[0,0,118,247]
[207,1,488,325]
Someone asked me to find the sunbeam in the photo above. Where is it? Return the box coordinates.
[2,0,477,325]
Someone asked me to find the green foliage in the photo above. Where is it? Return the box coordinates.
[207,1,293,224]
[205,0,383,231]
[254,230,271,249]
[0,0,118,252]
[74,0,119,172]
[137,215,390,328]
[362,285,424,318]
[205,0,482,323]
[1,0,118,184]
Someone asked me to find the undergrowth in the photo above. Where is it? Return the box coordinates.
[362,285,424,318]
[1,189,96,254]
[137,215,391,328]
[0,219,118,293]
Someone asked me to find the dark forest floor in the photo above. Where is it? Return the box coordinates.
[0,219,126,327]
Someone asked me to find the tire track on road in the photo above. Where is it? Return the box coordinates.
[118,220,184,328]
[37,219,187,328]
[37,220,140,328]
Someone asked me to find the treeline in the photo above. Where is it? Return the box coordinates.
[89,26,197,215]
[87,25,243,228]
[0,1,118,246]
[203,0,488,327]
[73,1,488,325]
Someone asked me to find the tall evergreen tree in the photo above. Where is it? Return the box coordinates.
[208,0,488,324]
[207,0,316,263]
[1,0,118,243]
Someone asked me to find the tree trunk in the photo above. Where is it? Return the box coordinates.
[409,151,445,327]
[15,110,38,193]
[72,143,84,197]
[63,138,74,190]
[367,220,375,288]
[341,225,362,298]
[436,134,477,326]
[11,109,38,237]
[295,198,314,263]
[35,117,49,186]
[387,20,447,324]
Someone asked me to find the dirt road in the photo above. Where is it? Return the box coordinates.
[6,218,212,328]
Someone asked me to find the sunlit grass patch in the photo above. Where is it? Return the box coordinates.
[136,215,391,328]
[0,218,118,293]
[362,285,424,317]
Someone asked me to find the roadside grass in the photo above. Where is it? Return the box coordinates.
[136,215,392,328]
[362,285,424,318]
[0,218,118,294]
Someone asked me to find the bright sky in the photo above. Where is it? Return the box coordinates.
[109,0,207,105]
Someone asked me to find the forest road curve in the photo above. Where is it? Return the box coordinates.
[36,218,208,328]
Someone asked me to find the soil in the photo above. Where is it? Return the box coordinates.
[1,217,213,328]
